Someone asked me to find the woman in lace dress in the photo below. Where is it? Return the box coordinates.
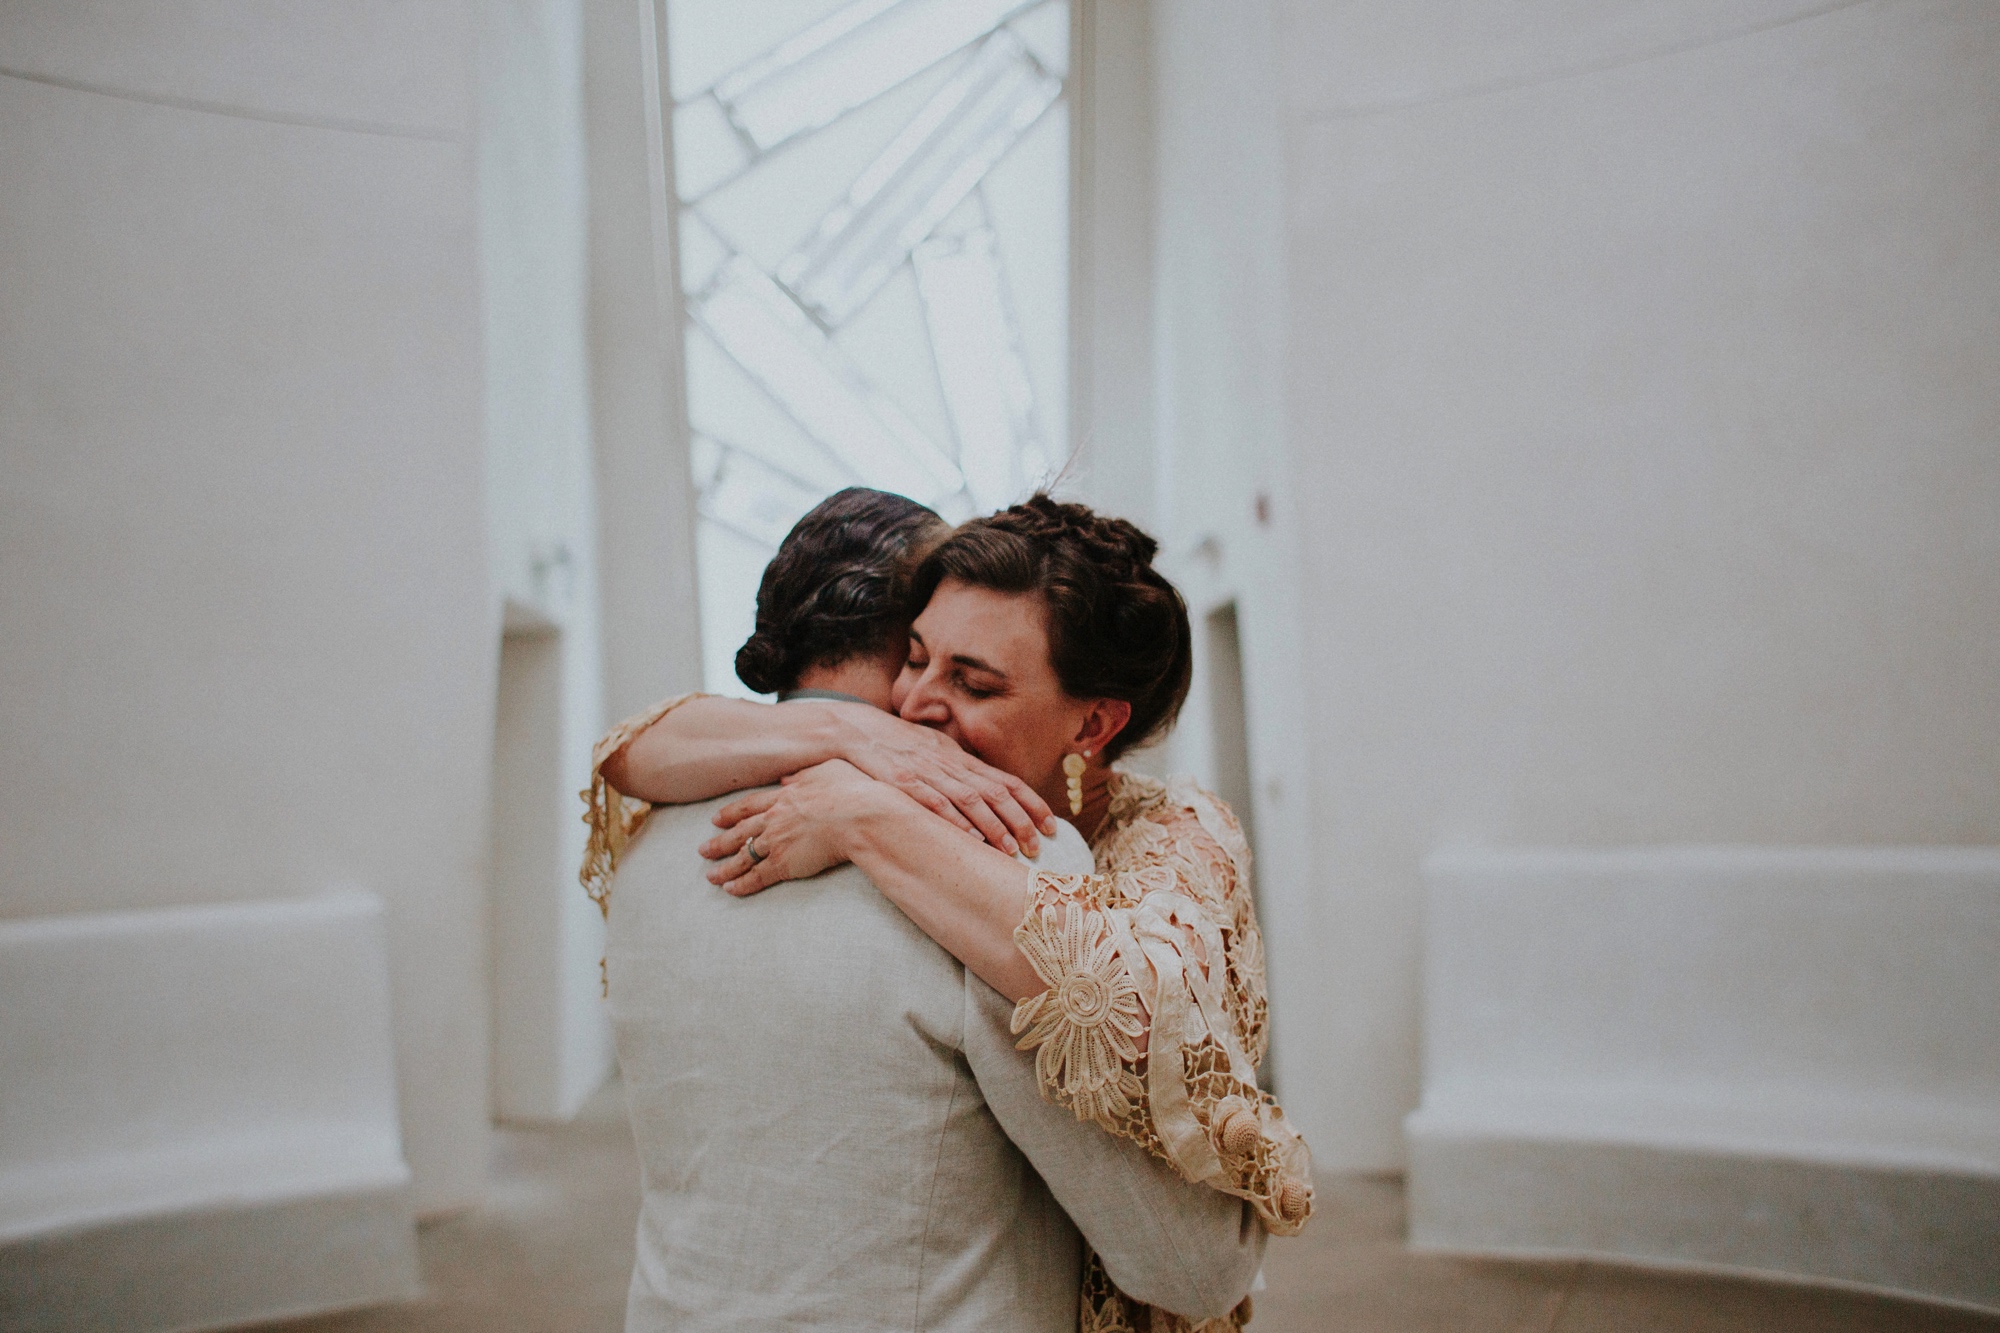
[584,494,1312,1333]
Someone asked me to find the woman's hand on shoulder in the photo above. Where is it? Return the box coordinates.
[698,758,903,897]
[822,703,1055,857]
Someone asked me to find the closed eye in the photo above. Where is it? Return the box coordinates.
[954,671,1002,700]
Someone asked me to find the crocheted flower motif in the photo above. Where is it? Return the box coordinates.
[1012,899,1147,1125]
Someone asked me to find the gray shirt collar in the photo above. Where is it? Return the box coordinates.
[775,687,871,706]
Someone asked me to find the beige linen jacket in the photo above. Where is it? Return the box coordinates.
[607,798,1265,1332]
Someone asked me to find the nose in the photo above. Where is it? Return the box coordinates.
[898,664,950,726]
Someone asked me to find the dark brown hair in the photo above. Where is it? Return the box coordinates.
[908,493,1192,760]
[736,488,947,695]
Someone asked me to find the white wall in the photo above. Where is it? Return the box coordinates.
[478,0,618,1123]
[479,0,704,1121]
[1149,0,2000,1168]
[1068,1,1158,529]
[1144,0,1326,1112]
[0,2,493,1210]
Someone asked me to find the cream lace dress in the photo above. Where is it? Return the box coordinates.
[581,697,1314,1333]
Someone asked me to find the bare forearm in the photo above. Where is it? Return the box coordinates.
[600,697,843,804]
[845,797,1042,1000]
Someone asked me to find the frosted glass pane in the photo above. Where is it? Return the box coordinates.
[915,227,1044,512]
[695,60,957,269]
[693,259,961,502]
[666,0,855,102]
[684,322,855,493]
[833,264,955,453]
[933,486,975,526]
[935,194,984,239]
[777,31,1060,326]
[673,97,750,202]
[695,517,776,697]
[1008,1,1069,77]
[981,98,1067,460]
[672,0,1069,669]
[719,0,1036,152]
[690,431,724,491]
[701,448,830,547]
[678,209,730,294]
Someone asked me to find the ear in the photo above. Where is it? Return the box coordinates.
[1072,699,1133,758]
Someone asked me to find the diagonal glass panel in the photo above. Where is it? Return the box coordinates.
[667,0,854,102]
[684,321,855,492]
[934,193,985,240]
[710,0,901,103]
[694,431,835,508]
[673,96,752,202]
[715,0,1038,153]
[690,430,724,492]
[694,516,777,697]
[833,265,956,451]
[777,30,1060,327]
[692,59,958,262]
[678,208,731,294]
[691,257,963,504]
[1008,0,1069,78]
[979,99,1068,458]
[914,226,1046,513]
[699,447,831,548]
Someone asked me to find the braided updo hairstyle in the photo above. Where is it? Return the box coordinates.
[908,493,1192,760]
[735,487,947,695]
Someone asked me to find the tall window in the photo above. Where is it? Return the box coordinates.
[665,0,1072,694]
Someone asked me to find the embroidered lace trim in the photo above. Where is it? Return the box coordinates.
[578,693,699,917]
[1013,899,1150,1124]
[1010,772,1314,1242]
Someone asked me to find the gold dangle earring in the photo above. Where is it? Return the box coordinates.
[1063,752,1087,817]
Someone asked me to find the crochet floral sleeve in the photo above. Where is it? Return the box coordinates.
[1009,773,1314,1242]
[578,693,700,917]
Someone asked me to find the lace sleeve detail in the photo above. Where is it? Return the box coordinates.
[1008,776,1314,1238]
[577,693,701,917]
[1012,887,1151,1124]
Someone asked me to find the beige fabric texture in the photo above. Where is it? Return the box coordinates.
[607,798,1264,1333]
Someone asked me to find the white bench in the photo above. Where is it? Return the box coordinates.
[0,894,419,1331]
[1407,847,2000,1311]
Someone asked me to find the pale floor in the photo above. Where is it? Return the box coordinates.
[268,1081,1999,1333]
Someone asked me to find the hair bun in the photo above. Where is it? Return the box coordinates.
[732,487,946,695]
[733,631,788,696]
[1016,494,1159,571]
[1093,514,1158,567]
